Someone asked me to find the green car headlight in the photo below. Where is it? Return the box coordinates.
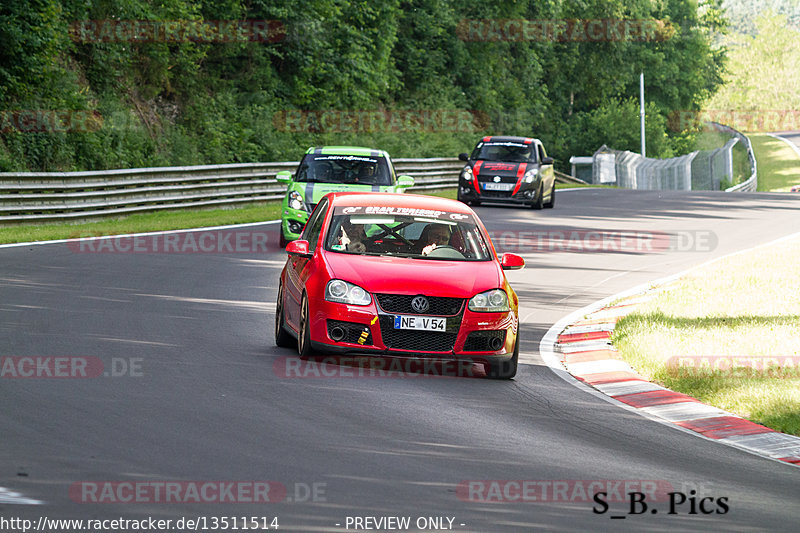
[288,191,306,211]
[469,289,509,312]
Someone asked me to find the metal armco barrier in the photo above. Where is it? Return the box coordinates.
[0,158,583,224]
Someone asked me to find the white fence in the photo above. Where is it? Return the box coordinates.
[591,122,757,192]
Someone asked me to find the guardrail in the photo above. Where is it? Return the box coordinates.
[0,158,581,224]
[708,122,758,193]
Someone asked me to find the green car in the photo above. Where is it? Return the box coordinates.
[276,146,415,246]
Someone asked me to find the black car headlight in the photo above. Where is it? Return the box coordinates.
[524,168,539,183]
[325,280,372,306]
[468,289,509,312]
[288,191,306,211]
[461,166,474,182]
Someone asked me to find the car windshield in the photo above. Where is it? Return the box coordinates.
[324,206,492,261]
[295,154,393,186]
[470,141,537,163]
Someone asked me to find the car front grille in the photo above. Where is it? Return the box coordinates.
[479,189,514,198]
[376,294,464,316]
[377,316,458,352]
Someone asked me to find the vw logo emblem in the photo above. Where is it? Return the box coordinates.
[493,176,501,183]
[411,295,429,313]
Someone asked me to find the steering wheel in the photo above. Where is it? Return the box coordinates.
[426,245,465,259]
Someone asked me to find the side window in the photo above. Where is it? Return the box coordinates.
[302,198,329,251]
[537,144,546,161]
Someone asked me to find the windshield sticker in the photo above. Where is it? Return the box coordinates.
[335,205,474,222]
[313,155,379,163]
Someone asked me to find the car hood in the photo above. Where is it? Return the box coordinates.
[325,252,502,297]
[295,182,392,202]
[473,160,530,178]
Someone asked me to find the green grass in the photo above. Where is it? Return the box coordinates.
[750,133,800,192]
[613,236,800,436]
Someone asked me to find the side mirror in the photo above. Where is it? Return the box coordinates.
[276,170,293,183]
[500,253,525,271]
[397,175,415,188]
[458,153,469,162]
[285,240,312,257]
[541,156,554,165]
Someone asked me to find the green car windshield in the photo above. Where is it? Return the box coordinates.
[296,154,393,186]
[324,207,492,261]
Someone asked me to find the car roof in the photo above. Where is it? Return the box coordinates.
[304,146,390,157]
[479,136,539,145]
[325,192,475,214]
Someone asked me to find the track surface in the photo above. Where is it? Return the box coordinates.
[2,189,799,532]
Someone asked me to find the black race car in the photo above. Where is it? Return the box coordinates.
[457,136,555,209]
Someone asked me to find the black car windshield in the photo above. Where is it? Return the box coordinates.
[324,206,492,261]
[470,141,537,163]
[295,154,393,186]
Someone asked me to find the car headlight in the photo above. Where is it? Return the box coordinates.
[288,191,306,211]
[469,289,509,312]
[325,280,372,306]
[524,168,539,183]
[461,166,474,182]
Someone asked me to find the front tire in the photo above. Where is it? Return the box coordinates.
[275,283,294,348]
[544,182,555,208]
[531,183,544,210]
[486,335,519,379]
[298,293,314,360]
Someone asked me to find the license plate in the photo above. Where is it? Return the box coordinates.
[393,315,446,332]
[483,182,514,191]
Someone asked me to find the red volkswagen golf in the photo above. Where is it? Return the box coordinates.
[275,192,525,378]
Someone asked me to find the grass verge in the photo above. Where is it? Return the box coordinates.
[750,133,800,192]
[612,236,800,436]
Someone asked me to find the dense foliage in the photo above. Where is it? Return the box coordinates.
[0,0,726,171]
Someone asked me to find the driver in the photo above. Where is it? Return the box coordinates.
[340,219,368,253]
[419,224,450,256]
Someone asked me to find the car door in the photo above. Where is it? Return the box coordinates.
[284,198,329,330]
[537,142,555,192]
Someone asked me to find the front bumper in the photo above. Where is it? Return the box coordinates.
[281,206,310,241]
[459,177,542,204]
[307,295,517,364]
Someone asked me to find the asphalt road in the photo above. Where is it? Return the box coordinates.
[771,131,800,154]
[2,189,799,532]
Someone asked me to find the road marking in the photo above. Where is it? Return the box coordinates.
[0,486,43,505]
